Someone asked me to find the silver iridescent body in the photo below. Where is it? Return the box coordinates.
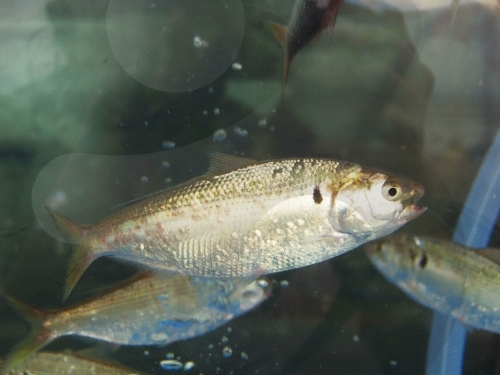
[48,154,425,298]
[4,351,145,375]
[2,274,269,372]
[365,234,500,333]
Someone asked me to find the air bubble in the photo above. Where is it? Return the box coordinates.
[213,129,227,142]
[162,141,176,149]
[222,346,233,358]
[166,352,175,359]
[183,361,195,371]
[160,360,183,370]
[193,35,209,49]
[257,279,269,288]
[234,126,248,137]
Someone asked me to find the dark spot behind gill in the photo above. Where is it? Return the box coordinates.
[313,185,323,204]
[419,252,428,268]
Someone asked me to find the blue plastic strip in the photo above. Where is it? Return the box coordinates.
[425,128,500,375]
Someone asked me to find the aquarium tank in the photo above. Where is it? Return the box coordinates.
[0,0,499,374]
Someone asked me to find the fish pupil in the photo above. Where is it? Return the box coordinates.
[313,185,323,204]
[388,187,398,197]
[418,253,428,268]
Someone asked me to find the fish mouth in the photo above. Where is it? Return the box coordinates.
[399,204,426,223]
[399,184,426,222]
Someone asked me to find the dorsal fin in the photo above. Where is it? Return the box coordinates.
[476,248,500,266]
[206,152,257,176]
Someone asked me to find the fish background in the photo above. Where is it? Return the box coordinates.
[0,0,500,374]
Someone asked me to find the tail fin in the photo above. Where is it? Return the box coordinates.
[45,206,84,244]
[0,296,53,372]
[45,206,94,301]
[63,244,94,301]
[265,21,291,88]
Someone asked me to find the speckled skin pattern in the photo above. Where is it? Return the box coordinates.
[5,352,144,375]
[74,156,423,278]
[365,234,500,333]
[45,274,268,346]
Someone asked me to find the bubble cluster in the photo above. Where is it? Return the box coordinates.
[213,129,227,142]
[233,127,248,137]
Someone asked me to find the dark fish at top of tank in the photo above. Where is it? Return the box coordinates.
[266,0,344,86]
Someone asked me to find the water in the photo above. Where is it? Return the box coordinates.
[0,0,499,374]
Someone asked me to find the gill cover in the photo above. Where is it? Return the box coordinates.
[329,174,404,235]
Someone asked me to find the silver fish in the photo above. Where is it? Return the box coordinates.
[1,273,270,372]
[365,234,500,333]
[48,153,425,299]
[3,351,146,375]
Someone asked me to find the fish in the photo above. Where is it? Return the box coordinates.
[266,0,345,86]
[2,351,146,375]
[357,0,500,35]
[48,153,425,299]
[0,273,270,372]
[365,234,500,333]
[349,0,499,13]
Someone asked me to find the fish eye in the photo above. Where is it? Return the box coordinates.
[382,181,403,201]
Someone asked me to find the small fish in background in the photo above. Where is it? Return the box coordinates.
[266,0,345,87]
[0,273,270,372]
[46,153,425,299]
[2,350,147,375]
[365,234,500,333]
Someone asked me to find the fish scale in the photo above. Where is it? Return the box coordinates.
[47,153,424,299]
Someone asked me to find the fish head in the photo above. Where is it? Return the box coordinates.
[365,234,435,282]
[328,172,425,238]
[365,235,465,314]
